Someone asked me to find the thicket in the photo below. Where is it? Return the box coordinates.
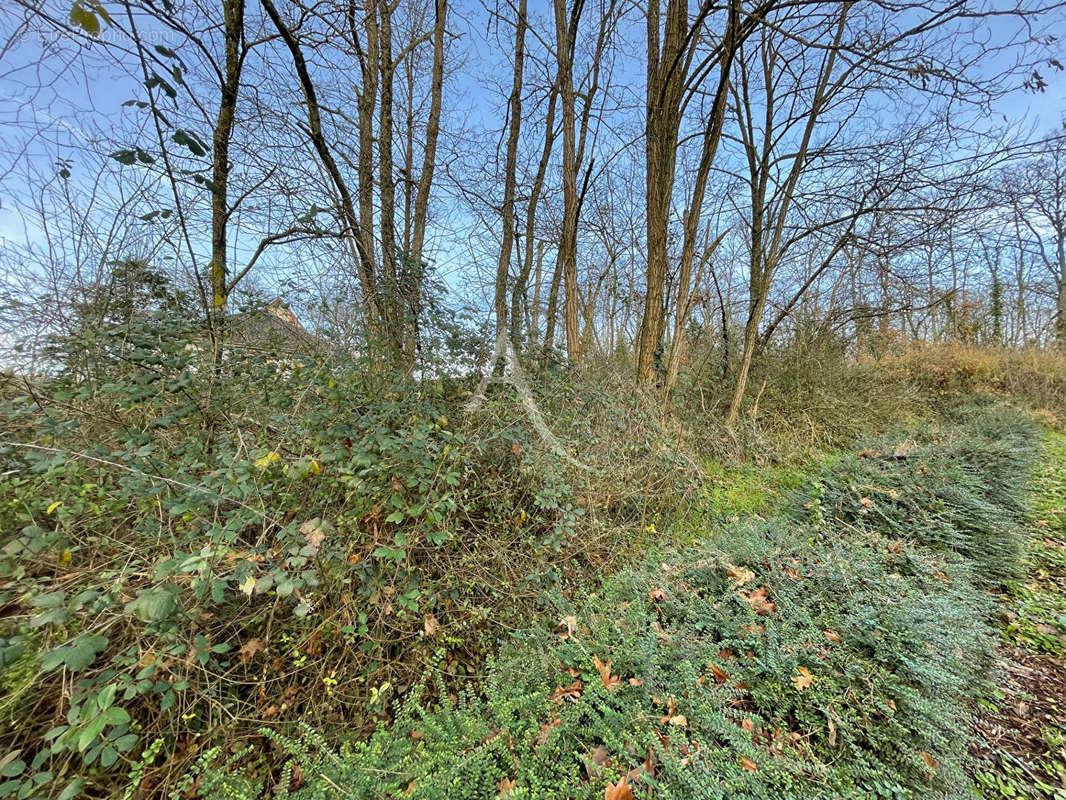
[0,307,1062,799]
[185,403,1041,799]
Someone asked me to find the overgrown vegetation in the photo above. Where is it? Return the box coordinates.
[182,403,1040,799]
[1,316,1064,799]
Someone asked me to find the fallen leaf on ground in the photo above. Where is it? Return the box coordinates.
[740,756,757,772]
[726,563,755,587]
[649,587,666,602]
[710,664,730,684]
[604,777,634,800]
[497,777,516,797]
[550,680,584,704]
[667,714,687,727]
[423,614,440,636]
[920,751,937,770]
[792,667,814,690]
[237,638,262,664]
[741,587,776,615]
[823,629,841,643]
[593,656,623,692]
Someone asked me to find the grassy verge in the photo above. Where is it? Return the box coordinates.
[185,402,1040,800]
[971,428,1066,799]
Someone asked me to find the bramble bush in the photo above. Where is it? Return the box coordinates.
[0,309,693,799]
[185,404,1039,799]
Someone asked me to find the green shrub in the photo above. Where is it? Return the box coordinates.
[0,311,692,799]
[188,404,1038,800]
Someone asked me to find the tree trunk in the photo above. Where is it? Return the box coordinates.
[494,0,527,340]
[207,0,244,366]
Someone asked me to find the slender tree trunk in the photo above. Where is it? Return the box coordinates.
[207,0,244,367]
[554,0,582,363]
[377,0,403,354]
[512,80,558,344]
[494,0,527,340]
[405,0,447,363]
[264,0,381,333]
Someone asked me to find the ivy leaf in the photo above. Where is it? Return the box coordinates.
[41,634,108,672]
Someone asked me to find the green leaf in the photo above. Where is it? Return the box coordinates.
[125,588,178,622]
[41,634,109,672]
[69,2,100,35]
[0,762,23,779]
[78,713,108,752]
[96,683,117,710]
[57,779,85,800]
[109,149,136,166]
[100,745,118,768]
[385,510,404,524]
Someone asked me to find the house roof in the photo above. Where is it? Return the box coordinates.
[225,298,329,356]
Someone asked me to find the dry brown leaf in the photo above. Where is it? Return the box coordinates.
[589,744,610,766]
[920,751,938,771]
[740,756,758,772]
[725,563,755,587]
[710,664,730,685]
[535,716,561,748]
[555,615,578,640]
[827,715,837,747]
[741,718,755,733]
[550,680,584,705]
[791,667,814,691]
[593,656,623,692]
[423,614,440,636]
[497,777,516,797]
[237,638,263,665]
[649,587,667,602]
[667,715,687,727]
[740,623,764,636]
[822,629,841,643]
[741,587,776,616]
[604,777,634,800]
[628,677,644,686]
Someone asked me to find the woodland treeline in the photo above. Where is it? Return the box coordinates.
[2,0,1066,414]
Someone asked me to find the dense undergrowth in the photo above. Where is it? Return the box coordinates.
[0,318,1064,799]
[186,402,1040,799]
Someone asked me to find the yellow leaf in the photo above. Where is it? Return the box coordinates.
[238,576,256,597]
[254,451,281,469]
[59,549,72,566]
[792,667,814,691]
[668,715,687,727]
[46,501,62,515]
